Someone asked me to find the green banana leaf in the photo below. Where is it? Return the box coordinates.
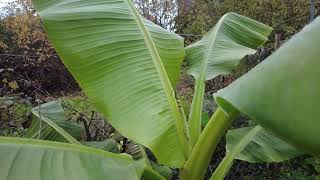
[84,139,120,153]
[185,12,272,146]
[143,19,185,87]
[227,126,303,163]
[215,17,320,156]
[150,161,173,180]
[0,137,162,180]
[25,101,83,144]
[32,0,189,167]
[211,126,303,180]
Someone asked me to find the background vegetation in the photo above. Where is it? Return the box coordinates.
[1,0,320,179]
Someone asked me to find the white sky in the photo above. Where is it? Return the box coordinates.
[0,0,15,9]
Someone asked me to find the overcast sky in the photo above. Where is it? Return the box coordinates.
[0,0,15,9]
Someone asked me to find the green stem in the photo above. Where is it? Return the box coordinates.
[180,107,239,180]
[188,77,205,147]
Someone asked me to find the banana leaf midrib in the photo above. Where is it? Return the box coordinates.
[31,109,81,145]
[125,0,190,157]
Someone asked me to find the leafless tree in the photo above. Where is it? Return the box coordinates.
[134,0,178,30]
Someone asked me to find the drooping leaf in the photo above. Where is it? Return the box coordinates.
[150,161,173,180]
[25,101,83,144]
[0,137,158,180]
[84,139,120,153]
[142,168,167,180]
[215,17,320,156]
[186,13,272,80]
[186,12,272,146]
[211,126,304,180]
[227,126,303,163]
[32,0,189,167]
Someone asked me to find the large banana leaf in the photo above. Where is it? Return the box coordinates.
[211,126,303,180]
[32,0,189,167]
[215,17,320,155]
[25,101,83,144]
[0,137,163,180]
[143,19,185,87]
[186,13,272,146]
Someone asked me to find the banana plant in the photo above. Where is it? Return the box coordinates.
[1,0,320,179]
